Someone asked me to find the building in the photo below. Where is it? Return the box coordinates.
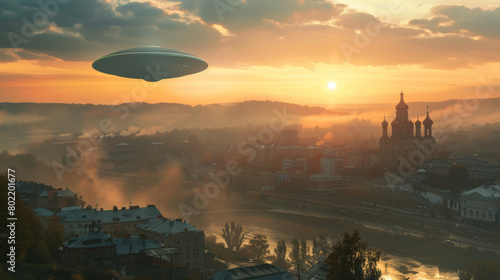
[347,151,380,168]
[207,264,294,280]
[58,205,162,238]
[460,184,500,226]
[274,168,308,189]
[37,187,84,212]
[16,181,55,208]
[380,92,435,172]
[136,217,205,272]
[62,223,166,268]
[114,235,165,267]
[282,156,307,171]
[232,170,275,191]
[320,157,342,175]
[307,174,345,196]
[424,158,500,182]
[62,223,116,267]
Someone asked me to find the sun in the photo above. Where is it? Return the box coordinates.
[328,81,337,90]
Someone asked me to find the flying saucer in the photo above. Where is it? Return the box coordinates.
[92,47,208,82]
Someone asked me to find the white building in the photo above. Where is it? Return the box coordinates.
[460,184,500,226]
[321,157,342,175]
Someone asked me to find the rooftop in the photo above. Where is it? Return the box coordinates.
[58,205,162,224]
[207,264,294,280]
[39,188,76,197]
[16,181,53,197]
[64,230,114,249]
[137,217,202,237]
[114,236,164,256]
[461,184,500,198]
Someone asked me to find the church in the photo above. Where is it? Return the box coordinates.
[379,92,435,171]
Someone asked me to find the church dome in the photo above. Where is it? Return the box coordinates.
[423,115,433,126]
[382,117,388,127]
[408,119,414,126]
[423,106,433,126]
[391,119,397,126]
[415,118,421,126]
[396,92,409,110]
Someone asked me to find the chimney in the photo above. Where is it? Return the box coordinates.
[113,206,118,212]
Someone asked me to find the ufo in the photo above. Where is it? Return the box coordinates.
[92,47,208,82]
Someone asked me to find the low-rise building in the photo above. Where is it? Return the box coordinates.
[38,187,84,212]
[321,157,342,175]
[16,181,55,208]
[347,150,380,168]
[58,205,162,238]
[282,157,307,172]
[232,170,274,191]
[460,184,500,226]
[307,174,345,196]
[274,168,308,189]
[136,217,205,272]
[62,224,116,268]
[62,223,165,268]
[208,264,294,280]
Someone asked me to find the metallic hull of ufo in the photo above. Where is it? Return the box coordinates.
[92,47,208,82]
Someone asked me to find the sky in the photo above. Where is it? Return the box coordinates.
[1,0,500,105]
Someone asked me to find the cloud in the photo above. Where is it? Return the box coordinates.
[0,0,500,70]
[410,5,500,38]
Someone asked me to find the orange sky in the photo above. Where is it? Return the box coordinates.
[1,0,499,105]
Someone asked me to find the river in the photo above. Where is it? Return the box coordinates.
[183,206,459,280]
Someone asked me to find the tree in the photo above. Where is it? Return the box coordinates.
[456,260,500,280]
[43,215,65,256]
[300,238,310,266]
[221,221,246,252]
[446,163,473,192]
[325,230,381,280]
[312,234,330,261]
[247,234,270,262]
[272,239,289,269]
[205,234,218,250]
[289,237,309,268]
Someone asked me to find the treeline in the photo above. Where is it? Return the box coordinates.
[205,221,382,279]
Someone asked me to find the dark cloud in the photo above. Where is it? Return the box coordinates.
[0,0,500,70]
[410,5,500,38]
[179,0,344,30]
